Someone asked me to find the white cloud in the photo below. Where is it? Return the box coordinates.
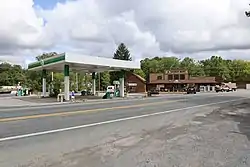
[1,0,250,65]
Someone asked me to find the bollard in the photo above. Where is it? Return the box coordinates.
[61,95,63,102]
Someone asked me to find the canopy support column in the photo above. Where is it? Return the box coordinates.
[42,69,47,97]
[119,71,125,98]
[92,72,96,96]
[64,65,70,101]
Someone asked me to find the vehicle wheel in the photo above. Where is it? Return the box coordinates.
[194,92,196,94]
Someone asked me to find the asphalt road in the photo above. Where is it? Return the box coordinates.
[1,91,250,167]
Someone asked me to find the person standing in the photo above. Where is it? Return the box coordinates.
[71,90,75,102]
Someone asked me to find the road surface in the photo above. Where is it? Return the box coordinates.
[1,91,250,167]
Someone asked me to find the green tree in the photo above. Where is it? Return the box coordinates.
[200,56,231,81]
[51,73,64,96]
[96,72,110,90]
[0,63,27,86]
[180,57,205,76]
[140,56,180,82]
[113,43,132,60]
[159,57,180,72]
[110,43,132,83]
[25,70,42,91]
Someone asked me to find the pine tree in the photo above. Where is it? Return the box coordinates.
[110,43,132,84]
[113,43,132,61]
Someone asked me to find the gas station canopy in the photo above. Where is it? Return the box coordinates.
[27,52,140,101]
[28,53,140,72]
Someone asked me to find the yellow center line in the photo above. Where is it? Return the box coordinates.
[0,99,185,122]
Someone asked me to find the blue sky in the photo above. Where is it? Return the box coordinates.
[34,0,67,9]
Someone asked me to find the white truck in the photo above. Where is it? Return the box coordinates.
[106,86,115,93]
[215,82,237,92]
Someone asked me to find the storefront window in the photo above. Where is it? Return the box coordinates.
[180,74,185,80]
[157,76,163,80]
[174,75,179,80]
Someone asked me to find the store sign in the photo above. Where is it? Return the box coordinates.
[128,83,137,86]
[113,81,120,85]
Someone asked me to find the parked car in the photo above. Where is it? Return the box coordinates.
[186,87,196,94]
[147,89,160,96]
[81,90,91,96]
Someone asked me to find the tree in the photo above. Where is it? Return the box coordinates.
[25,70,42,91]
[200,56,231,81]
[0,63,27,86]
[96,72,110,90]
[159,57,180,72]
[110,43,132,83]
[180,57,205,76]
[140,56,181,82]
[113,43,132,60]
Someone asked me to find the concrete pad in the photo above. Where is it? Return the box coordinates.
[0,98,37,107]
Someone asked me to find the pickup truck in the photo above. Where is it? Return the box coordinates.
[215,85,233,92]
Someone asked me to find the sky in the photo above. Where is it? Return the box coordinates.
[1,0,250,66]
[33,0,67,9]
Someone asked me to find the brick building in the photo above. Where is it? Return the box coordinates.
[147,70,221,92]
[125,72,146,93]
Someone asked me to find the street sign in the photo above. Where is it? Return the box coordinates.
[113,81,120,85]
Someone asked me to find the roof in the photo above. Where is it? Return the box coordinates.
[132,73,146,82]
[149,77,218,84]
[28,53,140,72]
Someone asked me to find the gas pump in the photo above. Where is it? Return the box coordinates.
[113,81,120,97]
[17,82,22,96]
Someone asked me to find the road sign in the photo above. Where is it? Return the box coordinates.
[113,81,120,85]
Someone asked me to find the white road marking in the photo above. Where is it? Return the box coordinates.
[0,97,247,142]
